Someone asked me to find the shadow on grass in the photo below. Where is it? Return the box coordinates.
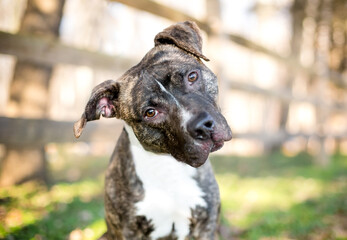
[211,152,347,181]
[6,197,105,240]
[239,190,347,240]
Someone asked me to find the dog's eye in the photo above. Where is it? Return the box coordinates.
[144,109,157,118]
[188,71,198,82]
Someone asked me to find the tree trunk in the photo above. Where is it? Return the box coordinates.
[314,0,332,166]
[0,0,65,186]
[270,0,306,151]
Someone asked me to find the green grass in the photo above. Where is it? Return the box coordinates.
[213,152,347,240]
[0,150,346,240]
[0,179,106,240]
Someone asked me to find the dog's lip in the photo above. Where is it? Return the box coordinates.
[212,129,232,142]
[195,138,223,153]
[189,158,207,168]
[209,129,232,152]
[211,140,224,152]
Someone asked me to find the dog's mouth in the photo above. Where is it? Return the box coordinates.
[211,140,224,152]
[199,137,229,154]
[210,130,232,152]
[182,130,232,168]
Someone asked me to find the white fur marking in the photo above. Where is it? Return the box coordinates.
[154,80,194,134]
[154,80,195,134]
[180,111,202,147]
[125,124,206,240]
[155,80,181,107]
[180,109,192,131]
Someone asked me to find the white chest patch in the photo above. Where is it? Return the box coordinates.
[125,125,206,240]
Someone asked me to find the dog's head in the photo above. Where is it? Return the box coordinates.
[74,21,232,167]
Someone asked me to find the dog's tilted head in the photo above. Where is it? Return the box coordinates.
[74,21,232,167]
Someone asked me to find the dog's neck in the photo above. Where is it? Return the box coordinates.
[123,124,206,239]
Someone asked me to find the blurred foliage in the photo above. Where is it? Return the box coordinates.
[0,151,346,240]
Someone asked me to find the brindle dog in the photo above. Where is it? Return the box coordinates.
[74,21,232,240]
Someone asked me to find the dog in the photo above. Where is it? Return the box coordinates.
[73,21,232,240]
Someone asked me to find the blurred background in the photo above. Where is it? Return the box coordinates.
[0,0,346,239]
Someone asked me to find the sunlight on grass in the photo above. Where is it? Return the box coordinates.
[212,152,347,239]
[217,174,325,227]
[0,178,105,239]
[66,218,107,240]
[84,218,107,240]
[49,178,104,203]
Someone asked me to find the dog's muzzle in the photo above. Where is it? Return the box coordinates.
[187,111,232,153]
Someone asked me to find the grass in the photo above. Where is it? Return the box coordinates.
[214,152,347,240]
[0,180,106,240]
[0,149,346,240]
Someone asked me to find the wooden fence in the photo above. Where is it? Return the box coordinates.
[0,0,346,147]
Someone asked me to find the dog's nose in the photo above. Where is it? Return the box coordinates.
[187,112,215,140]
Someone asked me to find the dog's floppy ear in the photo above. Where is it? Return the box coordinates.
[154,21,209,61]
[73,80,120,138]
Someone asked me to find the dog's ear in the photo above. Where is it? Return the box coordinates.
[73,80,120,138]
[154,21,209,61]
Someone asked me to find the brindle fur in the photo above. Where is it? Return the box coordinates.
[74,21,231,240]
[100,130,220,239]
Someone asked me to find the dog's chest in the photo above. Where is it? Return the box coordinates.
[128,141,206,239]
